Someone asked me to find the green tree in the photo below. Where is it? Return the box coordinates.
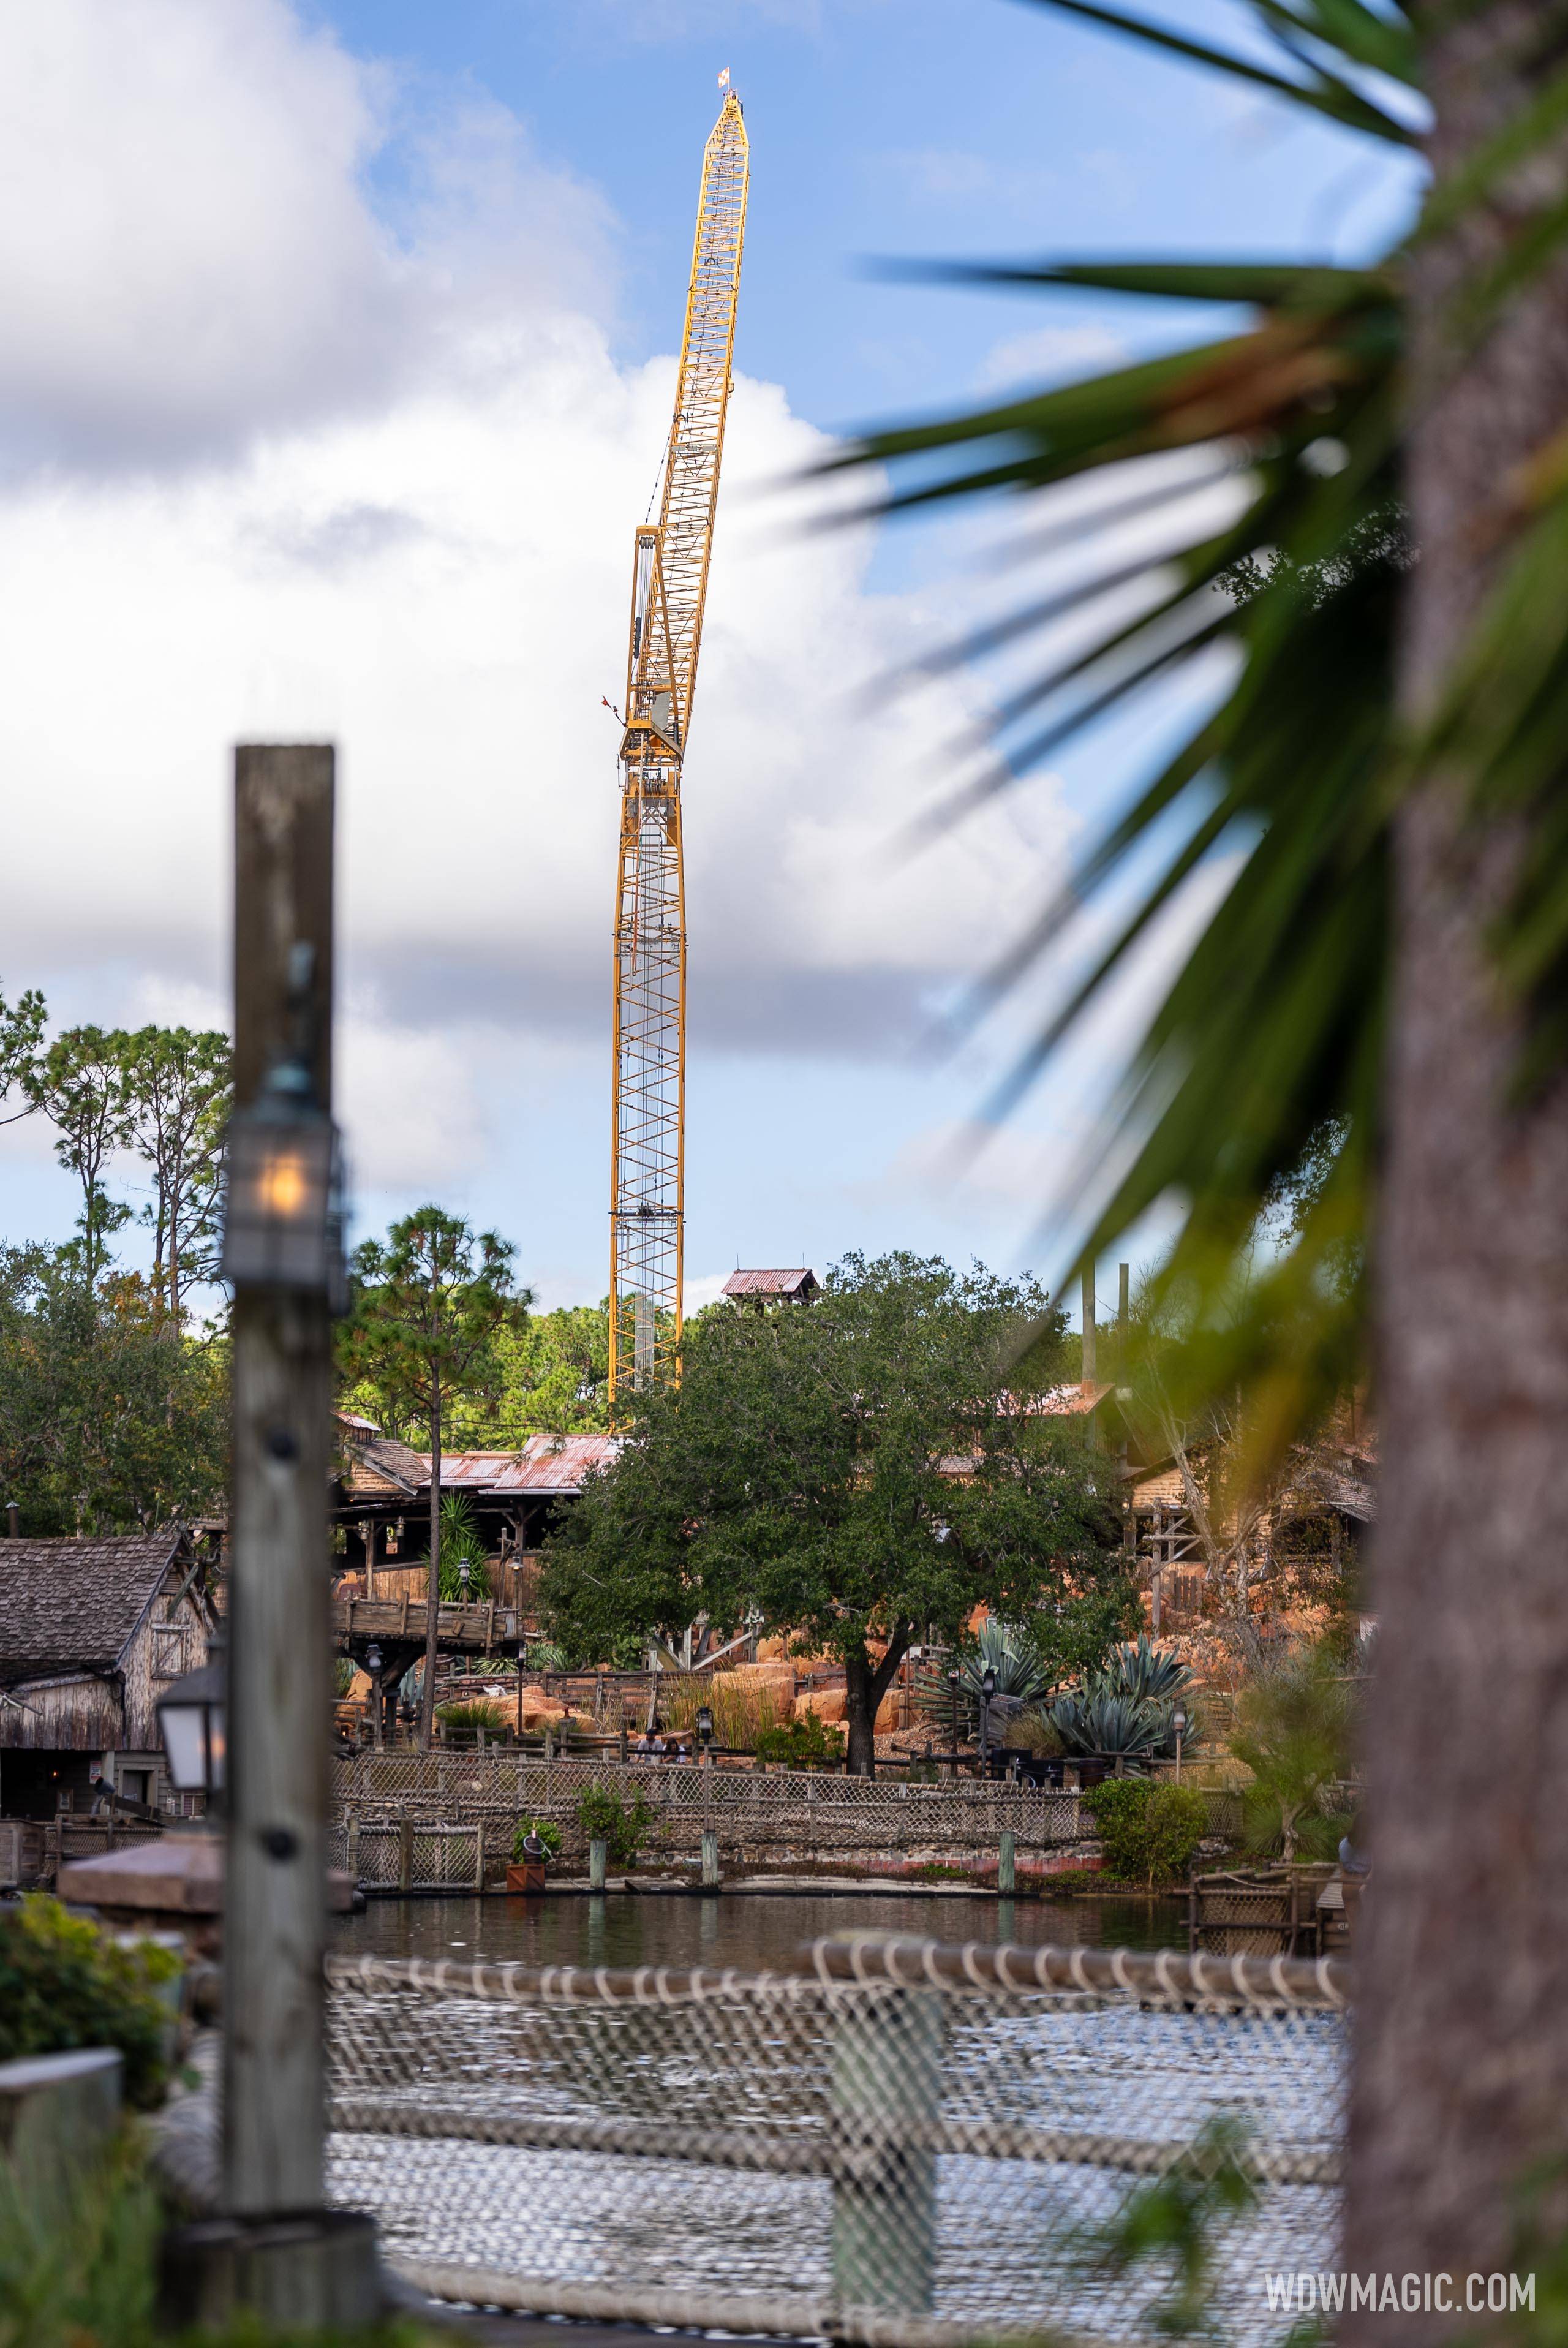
[840,0,1568,2274]
[541,1251,1126,1774]
[118,1027,230,1326]
[339,1209,527,1747]
[1229,1639,1357,1865]
[486,1301,612,1439]
[0,981,44,1128]
[26,1028,134,1288]
[0,1245,227,1533]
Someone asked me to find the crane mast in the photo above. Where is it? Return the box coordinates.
[609,90,748,1407]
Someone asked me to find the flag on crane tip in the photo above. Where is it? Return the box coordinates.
[718,66,731,89]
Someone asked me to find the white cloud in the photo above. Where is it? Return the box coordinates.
[0,0,614,469]
[0,0,1078,1221]
[977,323,1127,393]
[683,1270,733,1314]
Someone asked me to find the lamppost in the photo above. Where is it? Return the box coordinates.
[1173,1704,1187,1784]
[947,1669,960,1778]
[366,1642,383,1751]
[696,1702,714,1763]
[458,1555,470,1605]
[980,1666,997,1778]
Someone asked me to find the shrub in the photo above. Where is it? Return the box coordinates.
[577,1783,660,1867]
[0,1898,180,2110]
[755,1713,846,1768]
[1083,1780,1210,1889]
[431,1493,492,1602]
[436,1697,510,1735]
[511,1816,564,1864]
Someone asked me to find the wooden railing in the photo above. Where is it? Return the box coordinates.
[332,1597,518,1650]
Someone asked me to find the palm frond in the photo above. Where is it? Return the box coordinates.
[1019,0,1418,145]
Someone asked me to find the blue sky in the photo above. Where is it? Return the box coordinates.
[0,0,1417,1312]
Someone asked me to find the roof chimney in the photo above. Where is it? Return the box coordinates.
[1081,1266,1096,1389]
[6,1502,18,1538]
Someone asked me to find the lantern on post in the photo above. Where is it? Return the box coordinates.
[156,1633,228,1806]
[366,1642,384,1751]
[219,1038,346,1308]
[696,1702,714,1756]
[1173,1704,1187,1784]
[980,1666,997,1777]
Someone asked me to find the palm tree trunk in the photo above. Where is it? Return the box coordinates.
[1345,4,1568,2315]
[419,1378,442,1752]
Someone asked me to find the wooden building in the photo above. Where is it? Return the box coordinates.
[0,1531,216,1816]
[333,1416,619,1601]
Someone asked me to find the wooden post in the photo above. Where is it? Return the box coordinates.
[998,1830,1016,1895]
[589,1837,607,1891]
[224,745,334,2221]
[829,1984,945,2316]
[399,1816,413,1894]
[701,1827,719,1889]
[473,1821,486,1893]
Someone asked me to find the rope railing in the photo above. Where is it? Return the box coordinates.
[325,1933,1346,2344]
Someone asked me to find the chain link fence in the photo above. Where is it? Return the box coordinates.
[325,1933,1346,2344]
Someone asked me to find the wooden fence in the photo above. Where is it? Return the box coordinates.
[330,1753,1242,1878]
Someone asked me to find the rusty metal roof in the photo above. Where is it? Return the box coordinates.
[722,1267,818,1299]
[419,1434,622,1497]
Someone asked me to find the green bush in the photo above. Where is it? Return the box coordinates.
[1083,1780,1210,1890]
[511,1816,564,1863]
[0,1898,179,2111]
[754,1713,846,1768]
[576,1783,660,1868]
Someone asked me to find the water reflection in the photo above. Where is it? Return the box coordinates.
[331,1887,1188,1971]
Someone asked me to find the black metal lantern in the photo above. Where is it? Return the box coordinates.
[220,1054,346,1306]
[979,1666,997,1774]
[156,1637,227,1798]
[696,1703,714,1748]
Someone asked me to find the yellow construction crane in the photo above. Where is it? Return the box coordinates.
[609,87,749,1409]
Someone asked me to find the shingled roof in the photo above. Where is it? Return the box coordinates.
[0,1532,190,1680]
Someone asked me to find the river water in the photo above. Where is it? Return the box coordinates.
[329,1886,1188,1970]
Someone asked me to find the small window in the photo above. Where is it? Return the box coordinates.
[151,1623,189,1680]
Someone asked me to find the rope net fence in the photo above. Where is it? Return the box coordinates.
[325,1933,1347,2345]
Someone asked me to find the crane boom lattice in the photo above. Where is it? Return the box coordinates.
[609,92,748,1408]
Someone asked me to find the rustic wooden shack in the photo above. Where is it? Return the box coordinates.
[0,1531,216,1816]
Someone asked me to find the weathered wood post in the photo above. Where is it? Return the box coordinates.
[998,1830,1016,1895]
[701,1827,719,1888]
[217,745,374,2322]
[225,747,334,2220]
[829,1982,946,2318]
[589,1837,608,1891]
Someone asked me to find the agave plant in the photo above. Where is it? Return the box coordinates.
[916,1616,1052,1740]
[1046,1687,1167,1762]
[1102,1636,1192,1708]
[1044,1637,1196,1759]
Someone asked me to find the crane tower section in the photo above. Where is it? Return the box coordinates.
[609,90,748,1406]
